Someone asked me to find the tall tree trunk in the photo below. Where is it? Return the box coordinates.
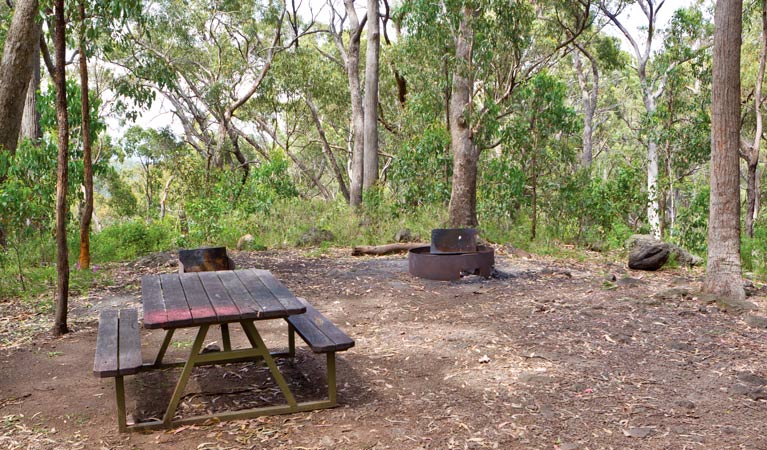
[447,8,478,228]
[0,0,40,163]
[572,48,598,167]
[644,96,661,237]
[53,0,70,336]
[78,0,93,270]
[20,22,42,142]
[363,0,380,191]
[343,0,365,207]
[306,96,350,202]
[705,0,745,302]
[159,175,174,220]
[746,0,767,238]
[601,1,665,238]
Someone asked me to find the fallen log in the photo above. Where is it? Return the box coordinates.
[351,243,427,256]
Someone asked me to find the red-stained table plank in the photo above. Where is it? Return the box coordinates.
[141,276,167,328]
[158,274,194,328]
[142,269,305,329]
[178,272,218,324]
[197,271,242,322]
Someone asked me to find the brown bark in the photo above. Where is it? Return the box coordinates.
[351,242,426,256]
[20,22,42,142]
[362,0,380,191]
[53,0,70,336]
[704,0,745,302]
[0,0,41,164]
[447,8,479,228]
[745,0,767,238]
[78,0,93,270]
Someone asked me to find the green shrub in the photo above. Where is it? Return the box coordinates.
[92,219,176,262]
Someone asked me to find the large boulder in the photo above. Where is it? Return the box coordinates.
[626,234,670,271]
[296,227,335,247]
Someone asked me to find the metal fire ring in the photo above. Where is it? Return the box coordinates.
[408,245,494,281]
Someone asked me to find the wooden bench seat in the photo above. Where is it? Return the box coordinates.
[285,298,354,407]
[93,308,142,432]
[287,298,354,353]
[94,309,142,377]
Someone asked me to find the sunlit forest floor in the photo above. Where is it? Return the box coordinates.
[1,247,767,449]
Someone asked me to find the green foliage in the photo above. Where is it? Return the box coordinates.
[91,219,176,261]
[389,125,452,208]
[671,184,709,255]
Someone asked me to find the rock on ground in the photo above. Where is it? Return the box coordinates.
[296,228,335,247]
[627,235,670,271]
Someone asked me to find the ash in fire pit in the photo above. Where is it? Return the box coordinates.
[409,228,494,281]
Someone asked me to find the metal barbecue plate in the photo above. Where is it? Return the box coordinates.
[430,228,478,254]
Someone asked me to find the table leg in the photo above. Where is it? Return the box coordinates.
[239,320,297,408]
[153,328,176,366]
[221,324,231,351]
[162,324,209,425]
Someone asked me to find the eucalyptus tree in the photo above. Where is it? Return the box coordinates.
[327,0,366,206]
[652,7,713,236]
[53,0,69,336]
[740,0,767,238]
[705,0,745,302]
[599,0,710,237]
[402,0,590,227]
[112,0,314,185]
[0,0,40,164]
[568,32,625,167]
[363,0,380,190]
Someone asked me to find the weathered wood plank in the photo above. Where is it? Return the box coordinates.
[179,273,218,324]
[251,269,305,314]
[159,273,194,327]
[217,270,264,318]
[94,310,119,377]
[117,309,142,375]
[198,272,242,321]
[141,276,167,329]
[287,298,354,353]
[235,269,286,319]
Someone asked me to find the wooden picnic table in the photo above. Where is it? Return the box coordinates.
[130,268,335,430]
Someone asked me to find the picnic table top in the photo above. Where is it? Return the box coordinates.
[141,268,306,329]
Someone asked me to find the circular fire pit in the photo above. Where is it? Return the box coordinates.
[408,245,494,281]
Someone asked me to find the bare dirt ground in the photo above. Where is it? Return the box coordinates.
[2,246,767,449]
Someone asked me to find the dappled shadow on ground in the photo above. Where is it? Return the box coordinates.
[2,247,767,449]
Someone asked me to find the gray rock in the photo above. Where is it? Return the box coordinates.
[668,243,703,267]
[716,298,759,315]
[627,235,670,271]
[654,287,691,300]
[236,234,254,250]
[744,314,767,329]
[675,399,696,410]
[394,228,417,242]
[296,227,335,247]
[616,277,642,287]
[748,388,767,401]
[623,427,654,438]
[737,372,767,386]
